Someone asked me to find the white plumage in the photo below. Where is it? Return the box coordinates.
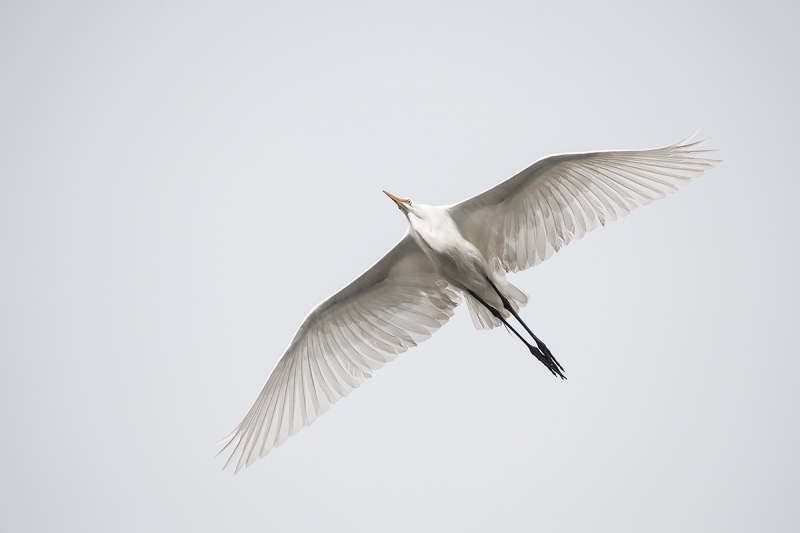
[218,133,718,472]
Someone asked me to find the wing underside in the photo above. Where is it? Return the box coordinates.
[218,234,460,472]
[449,133,718,272]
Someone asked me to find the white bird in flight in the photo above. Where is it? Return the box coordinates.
[218,132,718,472]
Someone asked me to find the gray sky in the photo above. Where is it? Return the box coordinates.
[2,1,798,531]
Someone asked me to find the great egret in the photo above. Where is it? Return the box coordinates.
[218,133,718,472]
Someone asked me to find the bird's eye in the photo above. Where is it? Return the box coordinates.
[404,199,413,206]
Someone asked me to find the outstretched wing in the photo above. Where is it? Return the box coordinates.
[218,234,460,472]
[449,133,718,272]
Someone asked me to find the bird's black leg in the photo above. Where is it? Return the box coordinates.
[466,289,566,379]
[483,278,566,378]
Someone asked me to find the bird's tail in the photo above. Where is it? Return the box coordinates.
[489,256,528,311]
[465,257,528,330]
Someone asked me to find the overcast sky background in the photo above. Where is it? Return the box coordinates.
[2,1,799,531]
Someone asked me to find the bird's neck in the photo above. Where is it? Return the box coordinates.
[407,206,462,252]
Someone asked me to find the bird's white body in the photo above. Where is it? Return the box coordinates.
[408,205,499,308]
[218,133,719,473]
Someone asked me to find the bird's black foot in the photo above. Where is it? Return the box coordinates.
[529,344,566,379]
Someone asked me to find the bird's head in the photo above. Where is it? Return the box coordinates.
[382,190,416,216]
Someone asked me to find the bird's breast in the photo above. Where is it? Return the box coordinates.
[409,226,487,291]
